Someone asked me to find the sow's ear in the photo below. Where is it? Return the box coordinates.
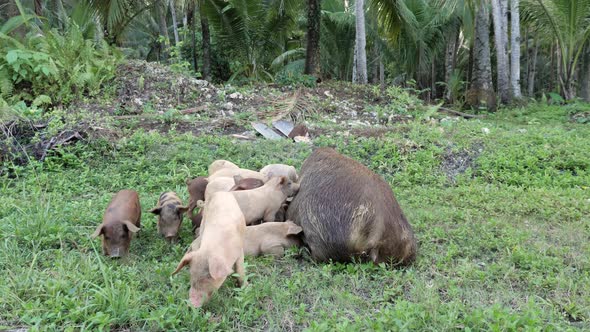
[122,220,140,233]
[208,256,232,280]
[149,207,162,215]
[91,224,104,239]
[286,223,303,236]
[172,252,195,275]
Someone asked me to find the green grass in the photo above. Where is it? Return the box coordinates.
[1,103,589,331]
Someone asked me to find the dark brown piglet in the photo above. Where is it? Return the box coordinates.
[149,191,188,243]
[186,177,208,231]
[286,147,417,265]
[91,190,141,258]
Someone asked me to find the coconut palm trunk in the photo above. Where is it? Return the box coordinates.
[581,45,590,102]
[510,0,522,98]
[304,0,321,76]
[353,0,367,84]
[491,0,510,103]
[199,2,211,81]
[467,0,495,110]
[527,39,539,97]
[170,0,180,46]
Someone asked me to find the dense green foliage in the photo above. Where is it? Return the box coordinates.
[1,100,589,330]
[0,11,121,116]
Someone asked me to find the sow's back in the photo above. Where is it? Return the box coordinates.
[286,147,417,265]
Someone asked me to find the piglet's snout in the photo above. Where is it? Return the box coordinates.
[109,247,121,258]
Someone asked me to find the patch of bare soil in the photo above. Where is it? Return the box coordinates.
[440,143,484,183]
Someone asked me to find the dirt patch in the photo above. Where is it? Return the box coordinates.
[440,143,483,183]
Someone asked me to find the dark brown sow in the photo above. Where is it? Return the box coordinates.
[286,147,417,265]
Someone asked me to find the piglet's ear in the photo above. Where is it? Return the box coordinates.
[208,256,232,280]
[279,176,286,185]
[172,252,195,276]
[233,175,243,185]
[122,220,140,233]
[149,207,162,215]
[177,205,189,214]
[91,224,104,239]
[286,223,303,235]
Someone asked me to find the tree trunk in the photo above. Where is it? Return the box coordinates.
[187,2,198,73]
[466,0,495,110]
[353,0,367,84]
[304,0,321,76]
[581,45,590,102]
[491,0,510,104]
[158,1,170,62]
[444,26,459,100]
[34,0,42,16]
[549,43,555,92]
[170,0,180,46]
[200,2,211,81]
[527,39,538,97]
[510,0,521,98]
[431,58,436,101]
[379,57,385,92]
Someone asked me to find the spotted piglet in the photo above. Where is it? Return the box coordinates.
[149,192,189,243]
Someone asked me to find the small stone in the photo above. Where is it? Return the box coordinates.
[293,136,312,144]
[223,102,234,110]
[194,80,209,87]
[229,92,243,99]
[482,127,490,134]
[517,128,527,133]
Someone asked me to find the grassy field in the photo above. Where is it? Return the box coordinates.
[1,100,589,331]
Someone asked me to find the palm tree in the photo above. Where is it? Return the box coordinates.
[305,0,321,76]
[522,0,590,100]
[492,0,510,103]
[466,0,495,110]
[199,1,211,80]
[353,0,368,84]
[510,0,522,98]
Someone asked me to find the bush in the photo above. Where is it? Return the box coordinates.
[0,17,122,115]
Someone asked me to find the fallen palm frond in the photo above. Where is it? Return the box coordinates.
[269,89,316,123]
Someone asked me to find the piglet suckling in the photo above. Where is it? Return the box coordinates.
[243,221,303,257]
[229,176,299,225]
[207,160,267,182]
[91,189,141,258]
[172,192,247,308]
[260,164,299,182]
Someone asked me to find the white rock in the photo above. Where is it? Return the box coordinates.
[194,80,209,87]
[229,92,243,99]
[223,102,234,110]
[481,127,490,134]
[294,136,312,144]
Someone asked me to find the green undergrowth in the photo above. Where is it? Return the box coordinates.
[1,104,589,331]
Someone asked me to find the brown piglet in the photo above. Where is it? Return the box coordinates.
[91,190,141,258]
[149,191,189,243]
[186,177,208,231]
[172,192,247,308]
